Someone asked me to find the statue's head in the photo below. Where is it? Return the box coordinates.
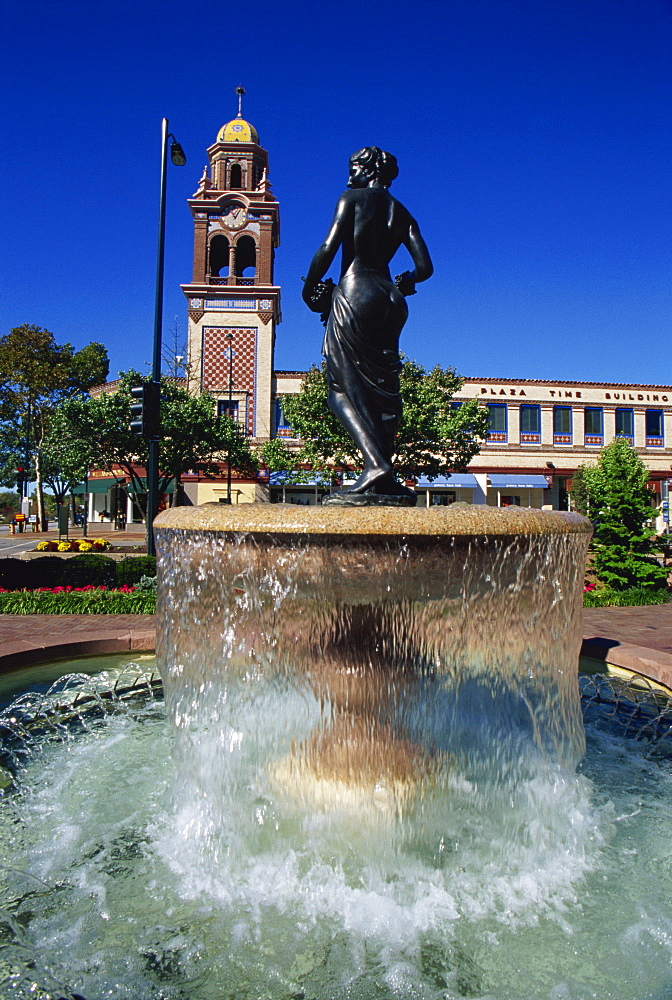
[348,147,399,189]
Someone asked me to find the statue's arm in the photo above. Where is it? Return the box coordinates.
[302,195,349,309]
[396,218,434,296]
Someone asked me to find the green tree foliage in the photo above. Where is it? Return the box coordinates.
[0,325,109,524]
[262,359,489,482]
[50,372,258,520]
[571,438,668,591]
[567,464,591,518]
[0,491,20,521]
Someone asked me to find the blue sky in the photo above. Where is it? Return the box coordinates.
[1,0,671,386]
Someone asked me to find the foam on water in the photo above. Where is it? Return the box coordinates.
[2,676,672,1000]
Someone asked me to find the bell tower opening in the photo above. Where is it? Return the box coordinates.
[209,234,230,277]
[234,235,256,278]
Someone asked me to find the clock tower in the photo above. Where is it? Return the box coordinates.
[182,95,280,442]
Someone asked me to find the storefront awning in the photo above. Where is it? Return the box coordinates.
[487,474,549,489]
[72,478,118,495]
[72,477,174,494]
[126,479,175,494]
[414,474,478,489]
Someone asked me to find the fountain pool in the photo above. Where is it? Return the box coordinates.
[1,503,671,1000]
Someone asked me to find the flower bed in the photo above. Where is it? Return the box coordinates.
[0,585,156,614]
[35,538,111,553]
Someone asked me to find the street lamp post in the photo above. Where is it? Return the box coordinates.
[147,118,186,556]
[223,332,235,504]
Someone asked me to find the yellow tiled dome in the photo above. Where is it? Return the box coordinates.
[217,117,259,143]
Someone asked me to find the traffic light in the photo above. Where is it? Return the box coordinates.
[15,466,27,498]
[129,383,160,438]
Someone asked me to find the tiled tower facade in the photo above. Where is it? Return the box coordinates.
[182,109,280,441]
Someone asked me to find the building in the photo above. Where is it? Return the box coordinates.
[86,106,672,525]
[270,372,672,519]
[180,103,279,506]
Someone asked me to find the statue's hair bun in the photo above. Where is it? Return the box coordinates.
[349,147,399,188]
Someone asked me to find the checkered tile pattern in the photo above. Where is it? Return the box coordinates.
[203,326,257,435]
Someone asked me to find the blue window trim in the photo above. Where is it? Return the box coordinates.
[553,405,572,442]
[487,403,507,442]
[520,403,541,434]
[615,407,634,439]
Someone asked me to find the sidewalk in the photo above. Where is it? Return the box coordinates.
[0,614,156,672]
[0,605,670,689]
[582,603,672,689]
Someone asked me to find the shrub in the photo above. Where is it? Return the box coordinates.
[60,554,117,588]
[116,555,157,586]
[572,439,668,591]
[0,557,32,590]
[584,587,671,608]
[23,556,67,589]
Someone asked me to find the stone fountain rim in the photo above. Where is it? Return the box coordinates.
[154,503,592,538]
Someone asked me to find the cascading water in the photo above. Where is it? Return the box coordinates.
[2,503,672,1000]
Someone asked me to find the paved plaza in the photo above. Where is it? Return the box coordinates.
[0,604,670,690]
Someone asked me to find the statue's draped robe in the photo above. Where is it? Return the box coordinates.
[323,269,409,464]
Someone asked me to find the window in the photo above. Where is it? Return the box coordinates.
[584,407,603,445]
[520,404,540,443]
[615,408,634,439]
[553,406,572,443]
[487,403,507,442]
[501,495,521,507]
[218,400,239,422]
[430,492,456,506]
[646,409,664,446]
[229,163,242,189]
[274,400,296,439]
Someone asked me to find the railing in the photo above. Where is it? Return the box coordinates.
[207,275,257,286]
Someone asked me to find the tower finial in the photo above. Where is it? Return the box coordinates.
[235,85,246,118]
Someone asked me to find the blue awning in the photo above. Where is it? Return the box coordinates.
[414,474,478,489]
[487,474,549,489]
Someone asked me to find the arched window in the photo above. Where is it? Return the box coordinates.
[209,234,230,277]
[229,163,242,189]
[234,235,256,277]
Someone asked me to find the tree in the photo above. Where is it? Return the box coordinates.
[0,491,20,521]
[50,372,258,520]
[0,325,109,527]
[570,438,668,591]
[262,359,490,481]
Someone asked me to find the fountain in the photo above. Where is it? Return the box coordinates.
[3,502,672,998]
[2,146,672,998]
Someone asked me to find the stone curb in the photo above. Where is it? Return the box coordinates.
[581,637,672,691]
[0,627,156,676]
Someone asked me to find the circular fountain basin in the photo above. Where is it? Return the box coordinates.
[1,659,672,999]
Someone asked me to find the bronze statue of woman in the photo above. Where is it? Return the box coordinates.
[303,146,433,498]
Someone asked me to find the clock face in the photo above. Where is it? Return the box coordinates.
[222,203,247,230]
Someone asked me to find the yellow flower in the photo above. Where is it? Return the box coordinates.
[36,541,49,551]
[78,541,93,552]
[57,541,71,552]
[93,538,110,549]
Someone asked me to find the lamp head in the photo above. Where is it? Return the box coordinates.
[170,139,187,166]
